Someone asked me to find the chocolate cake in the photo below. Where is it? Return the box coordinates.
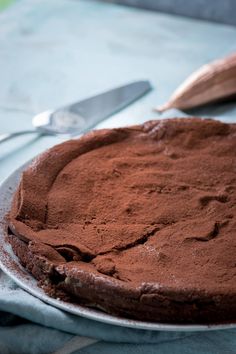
[8,118,236,323]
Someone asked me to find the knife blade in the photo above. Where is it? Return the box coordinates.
[0,81,151,144]
[50,80,152,134]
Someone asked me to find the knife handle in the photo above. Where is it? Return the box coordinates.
[0,130,39,144]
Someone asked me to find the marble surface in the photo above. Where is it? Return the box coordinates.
[0,0,236,183]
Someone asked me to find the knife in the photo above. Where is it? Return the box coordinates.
[0,81,152,143]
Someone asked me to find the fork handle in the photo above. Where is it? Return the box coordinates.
[0,130,38,143]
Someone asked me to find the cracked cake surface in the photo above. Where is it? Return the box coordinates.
[8,117,236,323]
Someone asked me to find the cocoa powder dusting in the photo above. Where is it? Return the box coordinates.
[8,118,236,323]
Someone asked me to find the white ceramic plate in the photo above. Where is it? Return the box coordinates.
[1,161,236,331]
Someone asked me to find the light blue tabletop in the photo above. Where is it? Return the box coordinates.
[1,0,236,184]
[1,1,236,353]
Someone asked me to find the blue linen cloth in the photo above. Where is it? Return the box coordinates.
[1,270,236,354]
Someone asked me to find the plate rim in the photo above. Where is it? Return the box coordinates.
[1,159,236,332]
